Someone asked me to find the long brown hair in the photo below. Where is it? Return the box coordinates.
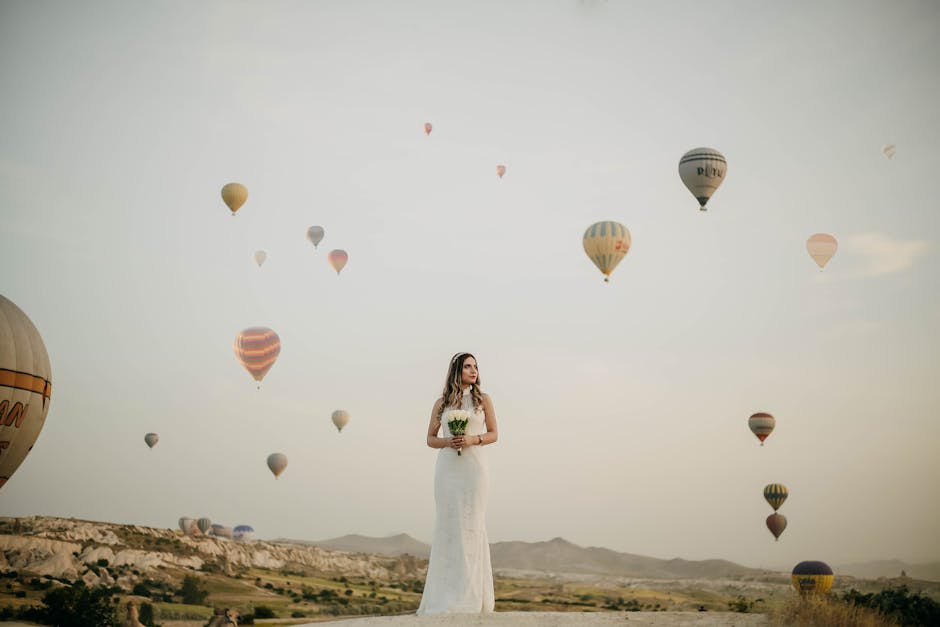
[435,352,484,422]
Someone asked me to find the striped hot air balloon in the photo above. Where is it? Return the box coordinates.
[792,561,834,595]
[748,412,775,445]
[197,517,212,534]
[763,483,788,512]
[234,327,280,386]
[806,233,837,269]
[583,221,631,283]
[0,294,53,490]
[678,147,726,211]
[766,513,787,541]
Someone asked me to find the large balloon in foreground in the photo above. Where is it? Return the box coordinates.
[0,294,53,490]
[424,122,433,136]
[806,233,837,269]
[144,433,159,449]
[328,250,348,275]
[332,409,350,432]
[763,483,788,511]
[233,327,281,384]
[748,412,775,446]
[253,250,267,267]
[766,513,787,541]
[882,144,896,160]
[792,561,834,595]
[307,226,324,248]
[678,147,726,211]
[197,517,212,534]
[221,183,248,215]
[496,164,506,179]
[583,221,631,283]
[267,452,287,478]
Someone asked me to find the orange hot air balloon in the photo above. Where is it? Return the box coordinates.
[424,122,433,136]
[221,183,248,216]
[328,250,348,275]
[806,233,838,269]
[496,164,506,179]
[748,412,775,446]
[233,327,280,385]
[766,513,787,541]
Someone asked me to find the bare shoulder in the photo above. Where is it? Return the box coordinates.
[431,397,443,413]
[482,393,495,407]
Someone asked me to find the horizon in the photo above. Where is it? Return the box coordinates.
[2,0,939,569]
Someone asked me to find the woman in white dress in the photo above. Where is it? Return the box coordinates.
[417,352,499,615]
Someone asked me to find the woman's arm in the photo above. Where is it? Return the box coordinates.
[426,399,456,449]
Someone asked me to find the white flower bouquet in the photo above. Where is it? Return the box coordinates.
[446,410,471,456]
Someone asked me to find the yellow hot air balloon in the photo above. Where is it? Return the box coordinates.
[267,452,287,478]
[332,410,350,432]
[582,221,631,282]
[328,250,348,275]
[678,147,726,211]
[806,233,837,269]
[763,483,788,511]
[0,295,52,490]
[792,561,834,595]
[221,183,248,216]
[233,327,280,386]
[496,164,506,179]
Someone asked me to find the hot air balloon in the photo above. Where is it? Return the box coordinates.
[766,513,787,541]
[748,412,775,446]
[582,221,631,283]
[179,517,196,535]
[233,525,255,542]
[0,295,53,490]
[221,183,248,216]
[806,234,837,269]
[144,433,159,449]
[792,561,834,595]
[267,452,287,478]
[307,226,324,249]
[253,250,267,267]
[496,164,506,179]
[882,144,896,160]
[332,409,350,432]
[763,483,788,512]
[424,123,433,136]
[197,518,212,534]
[678,147,726,211]
[328,250,348,275]
[211,523,233,539]
[233,327,280,386]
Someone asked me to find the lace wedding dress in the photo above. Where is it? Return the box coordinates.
[417,388,494,615]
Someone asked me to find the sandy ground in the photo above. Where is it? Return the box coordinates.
[302,612,769,626]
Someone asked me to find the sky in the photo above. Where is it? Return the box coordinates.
[1,0,939,570]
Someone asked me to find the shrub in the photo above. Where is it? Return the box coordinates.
[97,558,110,567]
[41,583,119,627]
[133,582,151,597]
[842,585,940,626]
[728,595,763,613]
[253,605,276,618]
[178,575,209,605]
[771,595,898,627]
[139,601,159,627]
[291,610,306,617]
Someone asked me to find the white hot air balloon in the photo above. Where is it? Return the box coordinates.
[331,409,350,432]
[0,295,53,490]
[179,517,196,535]
[253,250,267,267]
[806,233,838,269]
[678,147,726,211]
[267,452,287,478]
[144,433,159,449]
[882,144,896,159]
[307,226,324,248]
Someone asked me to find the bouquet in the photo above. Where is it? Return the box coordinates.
[446,410,471,456]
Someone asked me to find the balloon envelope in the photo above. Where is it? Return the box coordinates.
[197,518,212,534]
[328,250,348,275]
[882,144,896,159]
[332,409,350,432]
[307,226,324,248]
[496,164,506,178]
[267,452,287,478]
[748,412,775,445]
[424,122,432,135]
[221,183,248,215]
[792,561,834,594]
[0,294,53,490]
[179,517,195,535]
[144,433,159,449]
[233,327,281,383]
[254,250,267,267]
[582,221,631,282]
[233,525,255,542]
[766,513,787,541]
[763,483,788,511]
[806,234,837,269]
[678,147,726,210]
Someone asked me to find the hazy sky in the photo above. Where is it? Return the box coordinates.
[1,1,938,570]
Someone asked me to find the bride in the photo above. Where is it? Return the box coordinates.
[417,352,499,615]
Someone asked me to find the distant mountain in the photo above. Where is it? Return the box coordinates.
[276,533,431,559]
[836,560,940,582]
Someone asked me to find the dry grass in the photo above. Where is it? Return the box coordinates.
[769,595,897,627]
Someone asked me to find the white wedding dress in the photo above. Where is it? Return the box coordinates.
[417,388,494,615]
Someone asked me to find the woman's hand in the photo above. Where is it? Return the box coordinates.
[450,436,469,449]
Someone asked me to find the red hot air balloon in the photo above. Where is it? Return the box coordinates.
[234,327,281,387]
[496,164,506,179]
[328,250,348,275]
[424,122,433,136]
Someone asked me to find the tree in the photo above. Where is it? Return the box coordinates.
[139,602,159,627]
[178,575,209,605]
[42,583,118,627]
